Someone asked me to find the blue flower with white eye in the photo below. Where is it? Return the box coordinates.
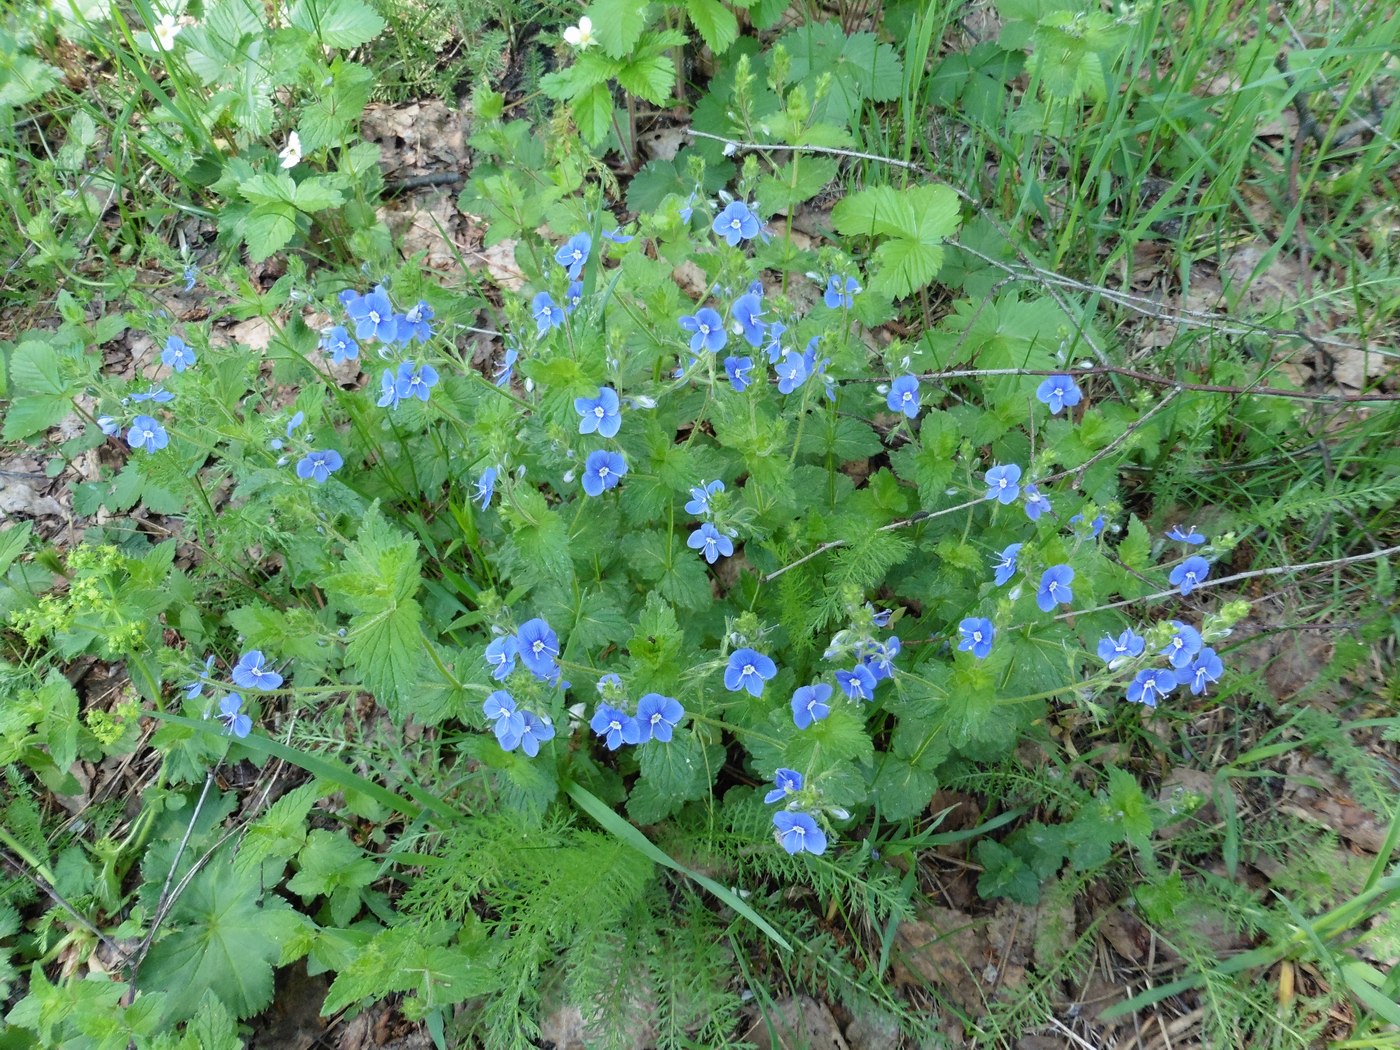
[575,387,621,437]
[1126,668,1177,708]
[685,480,724,516]
[730,292,766,348]
[1176,647,1223,695]
[484,635,518,680]
[565,281,583,313]
[985,464,1021,504]
[394,361,438,402]
[1160,621,1203,668]
[161,335,196,373]
[1023,484,1052,522]
[776,350,809,394]
[635,693,684,743]
[679,307,727,354]
[218,694,252,738]
[516,618,560,679]
[377,368,401,410]
[725,648,776,697]
[1035,375,1082,415]
[687,522,734,564]
[483,690,525,741]
[1070,512,1105,538]
[1097,629,1145,665]
[791,684,832,729]
[957,618,995,659]
[397,300,435,343]
[96,416,120,437]
[862,636,901,681]
[515,712,555,757]
[713,200,760,246]
[723,355,754,392]
[231,650,282,690]
[1170,556,1211,596]
[184,654,216,700]
[590,703,640,750]
[824,275,860,309]
[773,811,826,855]
[474,467,497,509]
[130,387,174,403]
[764,768,803,804]
[1167,525,1207,545]
[295,449,343,483]
[126,415,168,454]
[1036,565,1074,612]
[494,346,518,387]
[555,232,591,280]
[346,285,397,342]
[582,449,627,496]
[887,375,920,419]
[763,321,787,364]
[992,543,1022,586]
[532,291,565,333]
[835,664,877,702]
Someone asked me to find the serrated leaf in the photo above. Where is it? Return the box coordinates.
[289,0,386,49]
[573,82,615,145]
[237,783,321,868]
[588,0,651,59]
[1119,514,1150,570]
[292,177,345,212]
[686,0,738,53]
[322,925,498,1016]
[0,523,32,575]
[140,856,302,1022]
[832,184,960,299]
[615,54,674,105]
[242,205,300,262]
[870,756,938,821]
[1,395,70,440]
[344,596,422,706]
[9,340,66,395]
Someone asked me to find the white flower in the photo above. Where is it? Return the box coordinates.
[153,14,181,49]
[278,131,302,169]
[563,15,596,49]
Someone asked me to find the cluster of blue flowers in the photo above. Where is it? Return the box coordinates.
[590,676,685,749]
[327,285,438,410]
[481,618,565,755]
[182,648,284,739]
[102,334,198,454]
[764,769,827,855]
[684,480,737,564]
[1114,618,1224,708]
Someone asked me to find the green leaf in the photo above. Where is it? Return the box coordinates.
[0,55,61,108]
[237,782,321,868]
[242,205,300,262]
[974,839,1040,904]
[1118,514,1150,571]
[287,829,377,925]
[588,0,651,59]
[832,184,961,300]
[615,54,674,105]
[0,523,32,575]
[686,0,739,53]
[1,395,70,440]
[38,671,80,772]
[322,924,499,1016]
[288,0,386,49]
[292,176,345,213]
[238,171,294,206]
[870,756,938,822]
[630,732,712,823]
[140,854,305,1022]
[573,82,615,146]
[9,340,66,395]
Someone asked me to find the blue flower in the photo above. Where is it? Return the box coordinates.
[764,768,804,804]
[636,693,684,743]
[730,292,766,348]
[565,281,583,313]
[602,228,633,244]
[1070,512,1105,538]
[887,375,920,419]
[713,200,760,246]
[1176,647,1223,695]
[484,635,518,680]
[1166,525,1207,545]
[346,285,397,342]
[1035,375,1082,415]
[1160,621,1203,669]
[957,617,995,659]
[791,684,832,729]
[483,690,525,741]
[321,326,358,364]
[824,275,860,309]
[992,543,1022,586]
[868,605,892,628]
[679,307,727,353]
[1097,629,1145,664]
[377,368,402,410]
[590,703,641,750]
[985,464,1022,504]
[582,449,627,496]
[685,480,724,516]
[776,350,809,394]
[1022,484,1052,522]
[1036,564,1074,612]
[126,415,168,454]
[398,300,435,344]
[723,355,755,392]
[725,647,777,697]
[835,664,877,702]
[295,449,343,483]
[555,232,591,280]
[286,411,305,437]
[1169,556,1211,596]
[763,320,787,364]
[494,345,518,387]
[184,654,216,700]
[231,650,283,690]
[516,712,556,757]
[218,694,252,738]
[678,189,697,223]
[862,635,901,681]
[161,335,196,373]
[516,618,560,679]
[130,386,174,403]
[1126,668,1177,708]
[532,291,565,333]
[96,415,120,437]
[181,265,199,291]
[773,811,826,855]
[687,522,734,564]
[395,361,438,402]
[475,466,497,509]
[574,387,621,437]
